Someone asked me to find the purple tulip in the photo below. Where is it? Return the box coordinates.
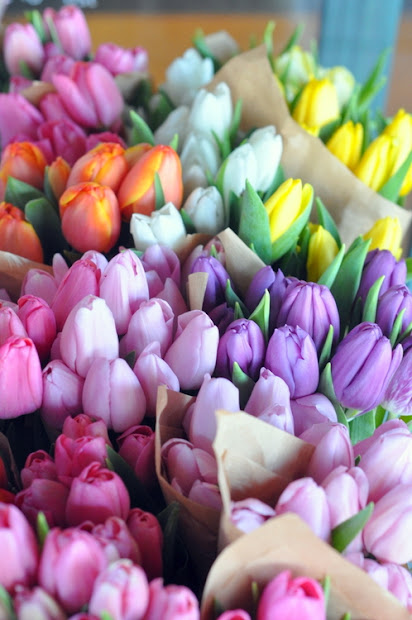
[290,393,337,436]
[300,422,354,483]
[265,325,319,398]
[357,249,407,304]
[244,367,294,434]
[245,265,289,332]
[330,322,403,412]
[190,255,232,312]
[208,302,236,336]
[230,498,276,534]
[382,346,412,417]
[375,284,412,338]
[141,244,181,297]
[216,318,265,381]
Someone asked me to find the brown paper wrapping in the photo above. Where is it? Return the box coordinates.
[217,228,265,297]
[201,513,411,620]
[0,250,53,301]
[209,45,412,254]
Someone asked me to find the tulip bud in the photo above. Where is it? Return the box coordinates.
[218,142,257,210]
[117,425,156,490]
[183,186,226,235]
[127,508,163,580]
[88,516,141,565]
[274,45,316,98]
[133,342,180,416]
[216,318,266,382]
[21,267,58,307]
[17,294,57,362]
[0,141,47,193]
[230,497,276,534]
[363,216,402,260]
[0,503,39,593]
[47,156,71,201]
[383,108,412,197]
[120,297,174,359]
[354,134,398,192]
[62,413,112,445]
[54,434,108,488]
[0,93,44,150]
[95,42,148,75]
[326,120,364,171]
[244,368,294,434]
[375,284,412,338]
[59,181,121,254]
[300,422,354,483]
[306,224,340,283]
[154,105,190,148]
[40,360,84,430]
[66,142,129,193]
[323,465,369,537]
[43,6,92,60]
[141,243,181,287]
[257,570,326,620]
[357,248,407,304]
[0,202,44,263]
[290,393,337,436]
[38,118,88,167]
[330,322,403,412]
[293,77,339,133]
[188,82,233,141]
[264,178,313,243]
[4,23,45,77]
[15,478,69,528]
[161,48,214,106]
[14,585,67,620]
[41,53,75,82]
[190,255,232,313]
[217,610,251,620]
[130,202,187,252]
[20,450,57,489]
[0,305,27,346]
[245,266,289,332]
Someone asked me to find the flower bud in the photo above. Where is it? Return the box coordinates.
[216,318,266,381]
[244,368,294,434]
[130,202,186,252]
[117,425,156,490]
[95,42,149,75]
[14,585,66,620]
[326,120,363,171]
[133,342,180,416]
[66,142,128,193]
[143,577,200,620]
[257,570,325,620]
[354,134,398,192]
[183,186,226,236]
[290,393,337,436]
[0,93,44,150]
[0,141,47,194]
[230,497,275,534]
[43,6,92,60]
[0,203,43,263]
[383,108,412,196]
[119,297,174,359]
[363,216,402,260]
[245,266,289,331]
[127,508,163,580]
[0,305,27,346]
[161,48,214,106]
[62,413,111,445]
[376,284,412,337]
[41,360,85,430]
[357,248,406,304]
[47,156,71,201]
[20,450,57,489]
[300,422,354,483]
[54,434,108,488]
[4,22,45,77]
[0,503,39,593]
[88,516,141,565]
[306,224,340,283]
[190,255,232,313]
[17,294,57,362]
[38,118,87,167]
[264,178,313,243]
[15,478,69,528]
[292,77,340,133]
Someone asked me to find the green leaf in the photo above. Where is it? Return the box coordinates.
[322,575,331,608]
[5,177,45,211]
[154,172,166,211]
[406,257,412,282]
[331,502,374,553]
[238,181,272,264]
[361,276,384,324]
[0,585,14,618]
[379,150,412,203]
[149,90,175,130]
[390,308,406,348]
[357,49,390,112]
[248,289,270,342]
[279,22,304,55]
[169,133,179,152]
[270,192,313,263]
[25,9,47,42]
[225,279,249,317]
[192,29,221,71]
[317,243,346,289]
[315,197,342,249]
[100,613,115,620]
[129,109,155,146]
[341,614,352,620]
[318,117,341,144]
[375,405,388,428]
[213,128,231,161]
[36,511,50,548]
[262,20,276,71]
[232,361,255,409]
[330,237,371,331]
[43,168,59,213]
[24,197,66,263]
[396,318,412,347]
[180,208,196,234]
[229,99,243,147]
[157,502,181,585]
[319,362,348,427]
[349,409,376,444]
[234,301,244,320]
[318,325,334,373]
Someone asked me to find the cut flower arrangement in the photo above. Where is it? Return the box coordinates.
[0,4,411,620]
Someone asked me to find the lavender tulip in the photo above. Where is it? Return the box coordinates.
[245,266,289,332]
[300,422,354,483]
[290,393,337,436]
[119,298,174,359]
[244,367,294,434]
[133,342,180,416]
[216,318,266,381]
[356,249,406,304]
[230,498,276,534]
[40,360,85,430]
[190,255,232,313]
[376,284,412,338]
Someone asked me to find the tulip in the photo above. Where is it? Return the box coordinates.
[14,585,67,620]
[47,156,71,201]
[203,30,240,63]
[142,577,200,620]
[376,284,412,337]
[65,462,130,526]
[326,120,364,171]
[39,92,76,125]
[363,216,402,261]
[95,42,149,75]
[43,6,92,60]
[118,145,183,221]
[62,413,112,445]
[15,478,69,528]
[230,497,276,534]
[20,451,57,490]
[180,132,221,197]
[156,277,188,317]
[4,22,44,77]
[383,108,412,196]
[190,255,232,313]
[300,422,354,483]
[330,322,403,412]
[264,178,313,244]
[66,142,129,193]
[244,368,294,434]
[293,77,340,133]
[52,61,123,129]
[218,142,257,211]
[306,224,340,282]
[119,297,174,359]
[274,45,316,97]
[162,437,218,499]
[38,527,107,613]
[0,305,27,346]
[256,569,326,620]
[89,516,141,565]
[117,425,156,489]
[0,203,44,263]
[248,125,283,192]
[17,294,57,362]
[161,48,214,106]
[59,295,119,378]
[245,266,289,331]
[216,318,266,382]
[87,131,127,151]
[130,202,187,252]
[41,53,76,82]
[37,119,87,167]
[0,503,39,593]
[59,181,121,254]
[81,249,108,273]
[0,141,47,196]
[0,93,44,149]
[276,279,340,351]
[187,82,233,141]
[363,483,412,564]
[99,249,149,336]
[356,248,407,304]
[321,65,355,109]
[164,309,219,390]
[217,611,251,620]
[354,134,398,192]
[209,302,236,336]
[275,477,331,541]
[265,325,319,398]
[290,393,337,436]
[188,373,240,454]
[41,361,83,429]
[141,243,181,288]
[82,357,146,433]
[0,336,43,419]
[133,342,180,416]
[54,434,108,488]
[127,508,163,580]
[21,267,58,307]
[183,186,226,235]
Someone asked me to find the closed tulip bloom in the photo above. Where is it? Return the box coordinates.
[275,477,331,541]
[47,156,71,201]
[274,45,316,97]
[277,280,340,351]
[156,277,188,317]
[20,450,57,489]
[265,325,319,398]
[293,77,340,133]
[383,108,412,196]
[248,125,283,192]
[83,357,146,433]
[95,42,149,75]
[66,142,129,193]
[245,368,294,434]
[117,425,156,490]
[89,516,141,565]
[133,342,180,416]
[15,478,69,528]
[306,224,340,282]
[99,249,149,336]
[183,186,226,236]
[363,216,403,260]
[41,53,76,82]
[60,295,119,378]
[0,305,27,346]
[290,393,337,436]
[0,141,47,193]
[208,303,235,336]
[62,413,112,445]
[161,47,214,106]
[39,91,75,125]
[363,484,412,564]
[59,182,121,254]
[230,498,276,534]
[257,570,326,620]
[37,119,87,167]
[0,503,39,593]
[190,255,232,313]
[141,243,181,288]
[0,203,44,263]
[14,585,67,620]
[119,297,174,359]
[300,422,354,483]
[43,6,92,60]
[21,268,58,307]
[245,266,289,331]
[118,145,183,221]
[4,22,45,77]
[164,310,219,390]
[162,437,218,497]
[326,120,364,171]
[143,578,200,620]
[17,294,57,362]
[38,527,107,613]
[330,322,403,412]
[354,134,398,192]
[218,142,257,210]
[130,202,187,252]
[264,178,313,244]
[127,508,163,580]
[0,93,44,149]
[376,284,412,337]
[40,360,84,430]
[54,434,108,488]
[188,82,233,141]
[66,462,130,526]
[88,559,149,620]
[216,318,265,382]
[188,479,222,510]
[357,248,407,304]
[217,611,251,620]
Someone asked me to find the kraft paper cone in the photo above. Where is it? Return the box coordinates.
[155,386,221,585]
[187,271,209,311]
[209,46,412,254]
[201,513,411,620]
[0,250,52,301]
[217,228,265,297]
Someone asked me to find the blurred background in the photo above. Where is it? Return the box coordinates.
[3,0,411,114]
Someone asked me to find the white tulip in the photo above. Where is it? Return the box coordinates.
[161,48,214,107]
[130,203,187,251]
[188,82,233,141]
[182,164,209,198]
[184,186,226,235]
[219,142,258,210]
[153,105,190,150]
[180,131,221,178]
[248,126,283,192]
[274,45,316,90]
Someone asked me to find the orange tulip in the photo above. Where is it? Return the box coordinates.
[0,202,44,262]
[0,142,47,195]
[124,143,153,168]
[117,144,183,222]
[66,142,129,193]
[47,156,71,201]
[59,181,121,253]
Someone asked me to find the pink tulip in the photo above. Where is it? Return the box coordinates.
[17,294,57,362]
[0,305,27,346]
[41,53,76,82]
[275,478,331,542]
[60,295,119,378]
[21,268,58,307]
[164,310,219,390]
[81,249,109,272]
[0,93,44,149]
[299,422,354,483]
[40,360,85,430]
[230,498,276,534]
[290,393,337,436]
[117,425,156,489]
[43,6,92,60]
[39,91,76,124]
[142,578,200,620]
[3,23,45,77]
[54,434,108,488]
[127,508,163,580]
[217,611,251,620]
[86,131,127,151]
[14,585,66,619]
[37,119,87,166]
[0,336,43,419]
[0,503,39,593]
[142,243,181,289]
[38,527,107,614]
[244,367,294,434]
[82,357,146,432]
[89,516,141,565]
[65,462,130,526]
[99,249,149,335]
[256,570,326,620]
[95,43,149,75]
[188,480,222,510]
[133,342,180,416]
[120,297,175,359]
[62,413,112,445]
[157,277,188,316]
[15,478,69,528]
[20,450,57,489]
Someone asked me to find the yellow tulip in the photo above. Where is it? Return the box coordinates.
[292,77,340,134]
[306,224,339,282]
[383,108,412,197]
[326,120,364,171]
[363,216,402,260]
[264,178,313,243]
[353,134,398,192]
